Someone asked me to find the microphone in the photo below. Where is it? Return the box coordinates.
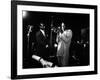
[27,25,33,37]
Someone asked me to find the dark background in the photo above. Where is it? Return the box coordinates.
[23,11,89,68]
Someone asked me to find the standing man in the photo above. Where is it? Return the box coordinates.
[56,22,72,67]
[32,23,53,68]
[36,23,48,58]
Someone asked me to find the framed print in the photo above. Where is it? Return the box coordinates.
[11,0,97,79]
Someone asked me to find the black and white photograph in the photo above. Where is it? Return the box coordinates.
[11,1,97,79]
[23,11,89,68]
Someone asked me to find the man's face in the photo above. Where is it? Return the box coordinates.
[40,23,45,30]
[61,23,65,30]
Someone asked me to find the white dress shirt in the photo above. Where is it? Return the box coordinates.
[40,29,45,37]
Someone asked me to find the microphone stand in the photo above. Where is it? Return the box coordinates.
[27,25,32,54]
[50,16,53,48]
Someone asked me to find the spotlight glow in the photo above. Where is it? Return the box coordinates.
[23,11,28,18]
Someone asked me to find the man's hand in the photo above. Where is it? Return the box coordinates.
[40,59,47,67]
[40,59,53,68]
[54,43,58,48]
[46,45,48,48]
[45,61,53,67]
[59,33,62,37]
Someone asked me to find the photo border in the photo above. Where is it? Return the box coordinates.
[11,1,97,79]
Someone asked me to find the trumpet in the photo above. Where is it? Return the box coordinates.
[51,26,63,34]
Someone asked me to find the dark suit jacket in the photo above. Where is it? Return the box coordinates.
[36,30,48,58]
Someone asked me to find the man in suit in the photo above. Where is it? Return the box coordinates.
[32,23,53,68]
[36,23,48,58]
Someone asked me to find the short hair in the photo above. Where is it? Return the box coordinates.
[39,23,45,29]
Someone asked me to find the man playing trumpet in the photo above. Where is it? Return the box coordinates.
[56,22,72,67]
